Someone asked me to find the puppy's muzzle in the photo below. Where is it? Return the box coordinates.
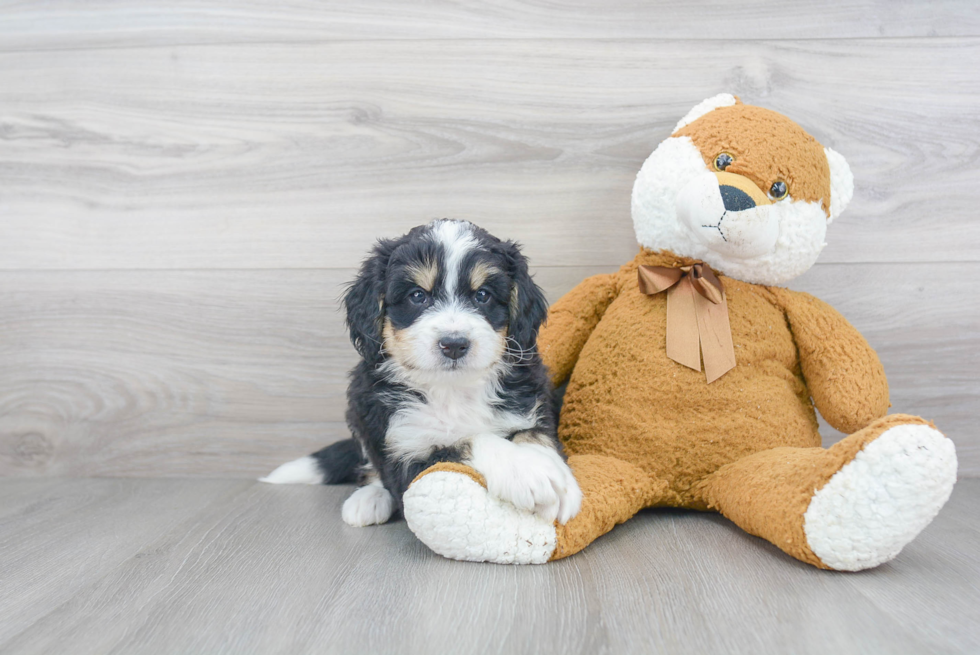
[438,334,470,361]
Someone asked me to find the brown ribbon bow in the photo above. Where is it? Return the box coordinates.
[638,262,736,383]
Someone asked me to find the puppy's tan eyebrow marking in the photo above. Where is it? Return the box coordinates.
[407,259,438,291]
[470,262,502,290]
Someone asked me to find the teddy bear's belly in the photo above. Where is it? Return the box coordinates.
[558,284,820,505]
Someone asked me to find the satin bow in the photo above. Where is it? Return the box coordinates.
[638,262,737,383]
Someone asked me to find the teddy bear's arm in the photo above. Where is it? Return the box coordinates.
[538,272,622,387]
[769,287,890,433]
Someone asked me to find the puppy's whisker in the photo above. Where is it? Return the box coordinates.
[504,336,536,365]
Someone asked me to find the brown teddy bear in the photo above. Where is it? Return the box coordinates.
[402,95,958,570]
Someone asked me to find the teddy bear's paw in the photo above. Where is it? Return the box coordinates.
[403,470,557,564]
[804,423,957,571]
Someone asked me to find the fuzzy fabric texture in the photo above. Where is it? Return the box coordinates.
[673,93,738,133]
[552,455,667,560]
[804,421,957,570]
[403,462,557,564]
[402,97,956,570]
[406,250,954,568]
[823,146,854,223]
[673,101,832,216]
[696,414,933,567]
[768,287,889,433]
[631,96,856,287]
[543,249,889,507]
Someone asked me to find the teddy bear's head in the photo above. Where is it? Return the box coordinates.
[631,94,854,285]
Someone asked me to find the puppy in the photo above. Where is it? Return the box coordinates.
[262,219,582,528]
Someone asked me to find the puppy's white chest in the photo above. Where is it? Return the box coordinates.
[384,385,532,460]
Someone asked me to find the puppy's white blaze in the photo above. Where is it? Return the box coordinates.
[429,219,478,294]
[469,436,582,525]
[259,456,323,485]
[342,479,395,527]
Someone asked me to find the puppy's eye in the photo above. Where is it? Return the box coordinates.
[714,152,734,171]
[769,180,788,200]
[474,289,491,304]
[409,289,428,305]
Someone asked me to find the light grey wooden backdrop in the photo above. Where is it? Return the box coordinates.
[1,1,978,478]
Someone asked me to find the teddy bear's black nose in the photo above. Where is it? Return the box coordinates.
[719,185,756,212]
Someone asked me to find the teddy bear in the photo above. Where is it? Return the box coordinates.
[400,94,958,571]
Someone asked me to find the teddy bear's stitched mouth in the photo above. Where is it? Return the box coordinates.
[701,211,729,242]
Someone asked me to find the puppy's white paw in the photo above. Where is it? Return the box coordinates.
[342,481,395,527]
[470,437,582,525]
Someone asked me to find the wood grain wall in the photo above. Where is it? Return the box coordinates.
[1,2,978,477]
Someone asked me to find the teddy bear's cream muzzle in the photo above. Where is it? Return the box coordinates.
[676,169,781,260]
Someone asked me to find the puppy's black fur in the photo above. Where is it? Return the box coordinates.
[309,220,558,511]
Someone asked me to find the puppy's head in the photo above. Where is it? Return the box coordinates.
[344,219,548,379]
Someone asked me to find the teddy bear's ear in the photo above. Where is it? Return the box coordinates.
[824,147,854,223]
[672,93,738,133]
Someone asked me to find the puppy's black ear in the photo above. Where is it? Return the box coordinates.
[501,240,549,353]
[344,238,398,364]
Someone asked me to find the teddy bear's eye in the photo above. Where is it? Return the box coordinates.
[714,153,734,171]
[769,181,788,200]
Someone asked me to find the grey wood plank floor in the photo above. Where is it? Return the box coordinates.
[1,477,977,655]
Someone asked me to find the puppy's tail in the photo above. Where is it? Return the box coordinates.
[259,439,364,485]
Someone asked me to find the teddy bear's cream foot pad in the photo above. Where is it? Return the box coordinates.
[804,424,957,571]
[403,470,557,564]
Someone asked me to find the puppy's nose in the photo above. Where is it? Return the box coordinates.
[719,185,756,212]
[439,336,470,360]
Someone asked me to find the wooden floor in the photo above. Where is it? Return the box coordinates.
[1,477,977,655]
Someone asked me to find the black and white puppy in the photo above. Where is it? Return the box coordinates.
[262,219,582,528]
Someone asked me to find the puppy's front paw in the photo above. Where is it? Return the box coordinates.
[342,481,395,527]
[471,438,582,524]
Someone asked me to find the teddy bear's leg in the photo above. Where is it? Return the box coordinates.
[695,414,957,571]
[403,455,667,564]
